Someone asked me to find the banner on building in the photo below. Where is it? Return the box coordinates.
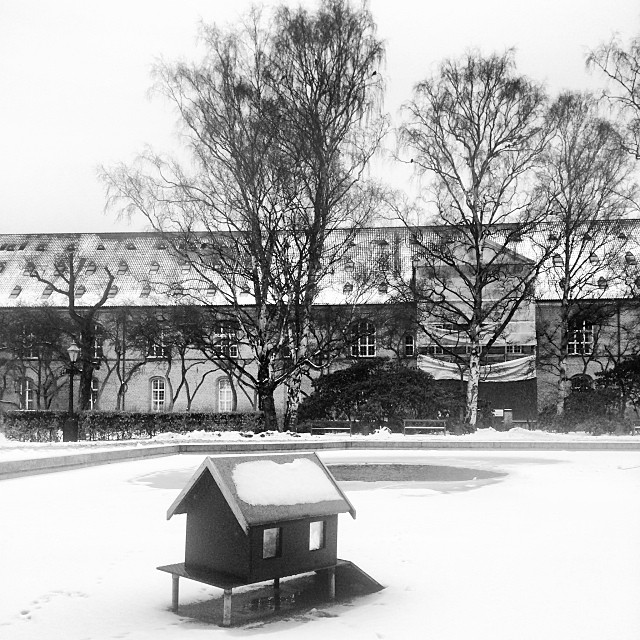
[417,354,536,382]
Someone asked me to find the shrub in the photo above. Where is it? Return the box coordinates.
[298,358,459,427]
[1,411,265,442]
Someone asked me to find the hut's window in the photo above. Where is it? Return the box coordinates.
[151,378,166,412]
[309,521,325,551]
[262,527,281,559]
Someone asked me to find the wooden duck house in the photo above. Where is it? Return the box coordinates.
[158,452,357,625]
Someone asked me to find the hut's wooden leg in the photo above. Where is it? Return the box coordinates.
[222,589,232,626]
[274,577,281,610]
[327,567,336,600]
[171,575,179,612]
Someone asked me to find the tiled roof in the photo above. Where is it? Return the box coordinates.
[0,222,638,308]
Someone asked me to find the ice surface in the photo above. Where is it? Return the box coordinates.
[0,449,639,639]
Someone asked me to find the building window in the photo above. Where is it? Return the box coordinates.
[263,527,282,559]
[93,329,104,360]
[90,378,99,410]
[424,344,444,356]
[218,377,234,413]
[506,344,523,354]
[148,332,169,359]
[351,321,376,357]
[20,379,35,411]
[151,378,166,412]
[140,283,151,298]
[568,320,593,355]
[107,285,118,299]
[149,262,160,275]
[403,334,415,357]
[85,261,96,275]
[343,283,353,295]
[9,285,22,299]
[117,261,128,276]
[213,324,238,358]
[571,374,593,393]
[309,521,325,551]
[21,331,38,360]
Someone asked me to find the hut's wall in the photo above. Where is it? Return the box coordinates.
[184,472,249,579]
[248,516,338,583]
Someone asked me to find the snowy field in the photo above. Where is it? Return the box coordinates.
[1,448,640,639]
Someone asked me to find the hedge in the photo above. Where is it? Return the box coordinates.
[1,410,266,442]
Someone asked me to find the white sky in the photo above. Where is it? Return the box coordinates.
[1,0,639,234]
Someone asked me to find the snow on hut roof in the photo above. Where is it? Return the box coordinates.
[167,452,356,532]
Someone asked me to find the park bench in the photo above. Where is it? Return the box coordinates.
[403,419,447,436]
[310,425,352,436]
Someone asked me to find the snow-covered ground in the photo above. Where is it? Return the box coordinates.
[1,448,639,639]
[2,426,640,462]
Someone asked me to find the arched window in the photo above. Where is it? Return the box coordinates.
[351,321,376,358]
[571,374,593,393]
[90,378,99,411]
[151,378,167,412]
[218,377,234,413]
[20,379,35,411]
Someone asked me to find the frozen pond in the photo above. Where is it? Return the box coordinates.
[1,449,640,639]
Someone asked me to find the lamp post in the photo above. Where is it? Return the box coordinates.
[63,341,81,442]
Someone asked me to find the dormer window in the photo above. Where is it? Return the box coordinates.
[0,263,5,273]
[9,285,22,299]
[625,251,636,265]
[140,283,151,298]
[6,244,15,251]
[126,242,137,250]
[206,285,217,297]
[180,262,191,275]
[36,243,46,251]
[75,285,86,298]
[85,261,96,275]
[42,284,53,298]
[343,283,353,294]
[107,285,118,298]
[96,244,106,251]
[23,262,36,276]
[156,241,167,250]
[344,260,355,273]
[18,243,27,250]
[66,243,76,252]
[117,261,128,275]
[377,282,388,294]
[149,262,160,275]
[597,277,608,290]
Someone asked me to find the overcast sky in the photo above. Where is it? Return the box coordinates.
[1,0,639,235]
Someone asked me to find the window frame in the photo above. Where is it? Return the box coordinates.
[150,377,167,412]
[217,377,234,413]
[20,378,35,411]
[568,319,594,356]
[262,527,282,559]
[350,321,376,358]
[309,520,326,551]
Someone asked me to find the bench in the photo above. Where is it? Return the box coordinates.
[310,426,352,436]
[403,419,447,436]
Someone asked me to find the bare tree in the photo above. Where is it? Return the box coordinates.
[587,34,640,159]
[24,247,115,437]
[103,0,385,430]
[396,51,552,426]
[536,91,638,415]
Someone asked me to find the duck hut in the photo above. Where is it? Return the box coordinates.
[158,452,356,625]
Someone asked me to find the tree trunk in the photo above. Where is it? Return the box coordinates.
[465,345,481,426]
[260,390,278,432]
[284,367,303,432]
[556,354,567,417]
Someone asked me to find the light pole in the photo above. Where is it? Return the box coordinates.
[63,341,81,442]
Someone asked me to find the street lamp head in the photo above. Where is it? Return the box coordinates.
[67,341,81,363]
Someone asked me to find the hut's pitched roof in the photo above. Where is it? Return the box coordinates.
[167,452,356,533]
